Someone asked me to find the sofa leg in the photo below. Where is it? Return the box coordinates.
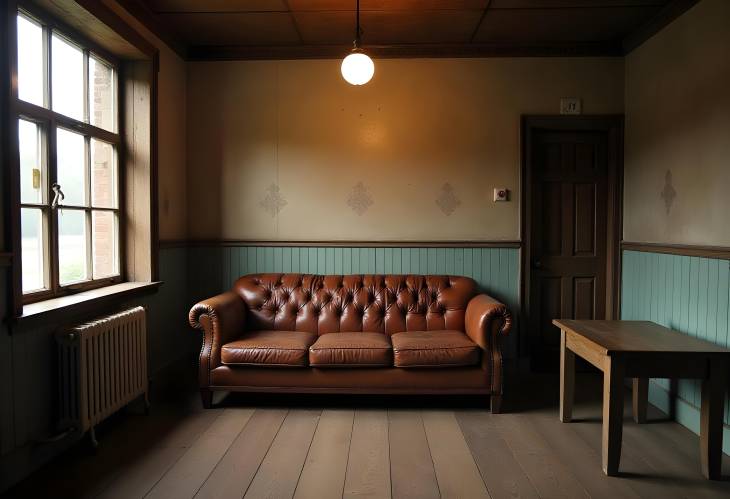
[201,389,213,409]
[490,394,503,414]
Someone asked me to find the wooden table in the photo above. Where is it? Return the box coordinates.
[553,319,729,479]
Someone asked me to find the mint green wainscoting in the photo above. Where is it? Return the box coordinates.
[188,245,521,357]
[621,250,730,454]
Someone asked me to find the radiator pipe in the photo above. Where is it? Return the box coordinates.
[33,427,76,444]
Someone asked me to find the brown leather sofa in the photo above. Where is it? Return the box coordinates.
[189,273,512,412]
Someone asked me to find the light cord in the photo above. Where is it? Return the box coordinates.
[355,0,361,48]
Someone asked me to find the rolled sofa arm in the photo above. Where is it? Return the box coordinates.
[464,294,513,397]
[464,294,512,349]
[189,291,247,388]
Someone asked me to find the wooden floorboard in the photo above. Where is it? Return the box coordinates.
[145,408,254,499]
[456,410,540,499]
[486,407,592,499]
[244,409,321,499]
[343,409,391,499]
[567,404,690,499]
[525,411,642,499]
[5,371,730,499]
[621,417,730,498]
[565,390,730,499]
[194,408,288,499]
[95,407,220,499]
[388,410,439,499]
[640,403,730,477]
[294,409,354,499]
[422,410,491,499]
[0,390,214,499]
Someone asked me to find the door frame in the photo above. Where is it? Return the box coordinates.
[520,115,624,361]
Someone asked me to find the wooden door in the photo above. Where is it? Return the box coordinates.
[527,128,611,368]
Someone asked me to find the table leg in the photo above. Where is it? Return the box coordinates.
[602,355,625,476]
[560,329,575,423]
[700,359,726,480]
[632,378,648,424]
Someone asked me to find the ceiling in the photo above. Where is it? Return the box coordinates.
[126,0,696,60]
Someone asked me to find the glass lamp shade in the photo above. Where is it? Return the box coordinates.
[341,51,374,85]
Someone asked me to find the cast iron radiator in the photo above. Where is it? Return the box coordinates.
[56,306,149,446]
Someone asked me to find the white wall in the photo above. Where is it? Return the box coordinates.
[186,57,624,241]
[623,0,730,246]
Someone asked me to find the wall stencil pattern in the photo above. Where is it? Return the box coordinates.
[660,170,676,215]
[347,182,373,216]
[436,183,461,216]
[260,183,287,217]
[621,250,730,453]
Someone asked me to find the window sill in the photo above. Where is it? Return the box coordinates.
[12,281,162,330]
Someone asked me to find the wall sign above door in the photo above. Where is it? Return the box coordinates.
[560,98,582,115]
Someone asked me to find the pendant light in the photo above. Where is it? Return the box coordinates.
[341,0,374,85]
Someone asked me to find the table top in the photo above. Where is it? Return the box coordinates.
[553,320,730,355]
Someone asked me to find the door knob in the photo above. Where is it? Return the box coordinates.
[532,259,542,269]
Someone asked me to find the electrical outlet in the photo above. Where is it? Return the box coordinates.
[493,188,508,202]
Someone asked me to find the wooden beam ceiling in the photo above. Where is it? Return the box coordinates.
[113,0,699,60]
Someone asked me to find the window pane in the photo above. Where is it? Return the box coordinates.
[51,33,84,121]
[56,128,86,206]
[21,208,46,292]
[92,211,117,278]
[89,57,115,132]
[19,119,44,204]
[58,209,88,284]
[91,139,115,207]
[17,14,44,107]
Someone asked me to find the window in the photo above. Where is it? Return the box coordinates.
[16,10,121,301]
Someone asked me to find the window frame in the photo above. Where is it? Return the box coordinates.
[13,4,126,305]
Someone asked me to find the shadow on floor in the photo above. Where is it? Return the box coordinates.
[3,363,729,498]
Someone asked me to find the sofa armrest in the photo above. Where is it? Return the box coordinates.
[465,294,512,397]
[189,291,247,388]
[464,294,512,350]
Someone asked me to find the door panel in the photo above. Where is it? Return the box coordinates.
[529,129,609,367]
[574,183,596,256]
[573,277,596,320]
[575,142,597,172]
[539,277,563,348]
[541,182,562,256]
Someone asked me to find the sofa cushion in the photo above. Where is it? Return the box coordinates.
[391,330,480,368]
[221,331,317,367]
[309,332,393,367]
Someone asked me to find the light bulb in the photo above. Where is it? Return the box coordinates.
[341,51,374,85]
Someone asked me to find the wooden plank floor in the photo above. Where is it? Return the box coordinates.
[4,370,730,499]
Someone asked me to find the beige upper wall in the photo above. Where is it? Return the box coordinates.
[624,0,730,246]
[103,1,188,240]
[187,57,623,241]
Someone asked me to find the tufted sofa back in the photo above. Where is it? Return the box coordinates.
[233,273,478,335]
